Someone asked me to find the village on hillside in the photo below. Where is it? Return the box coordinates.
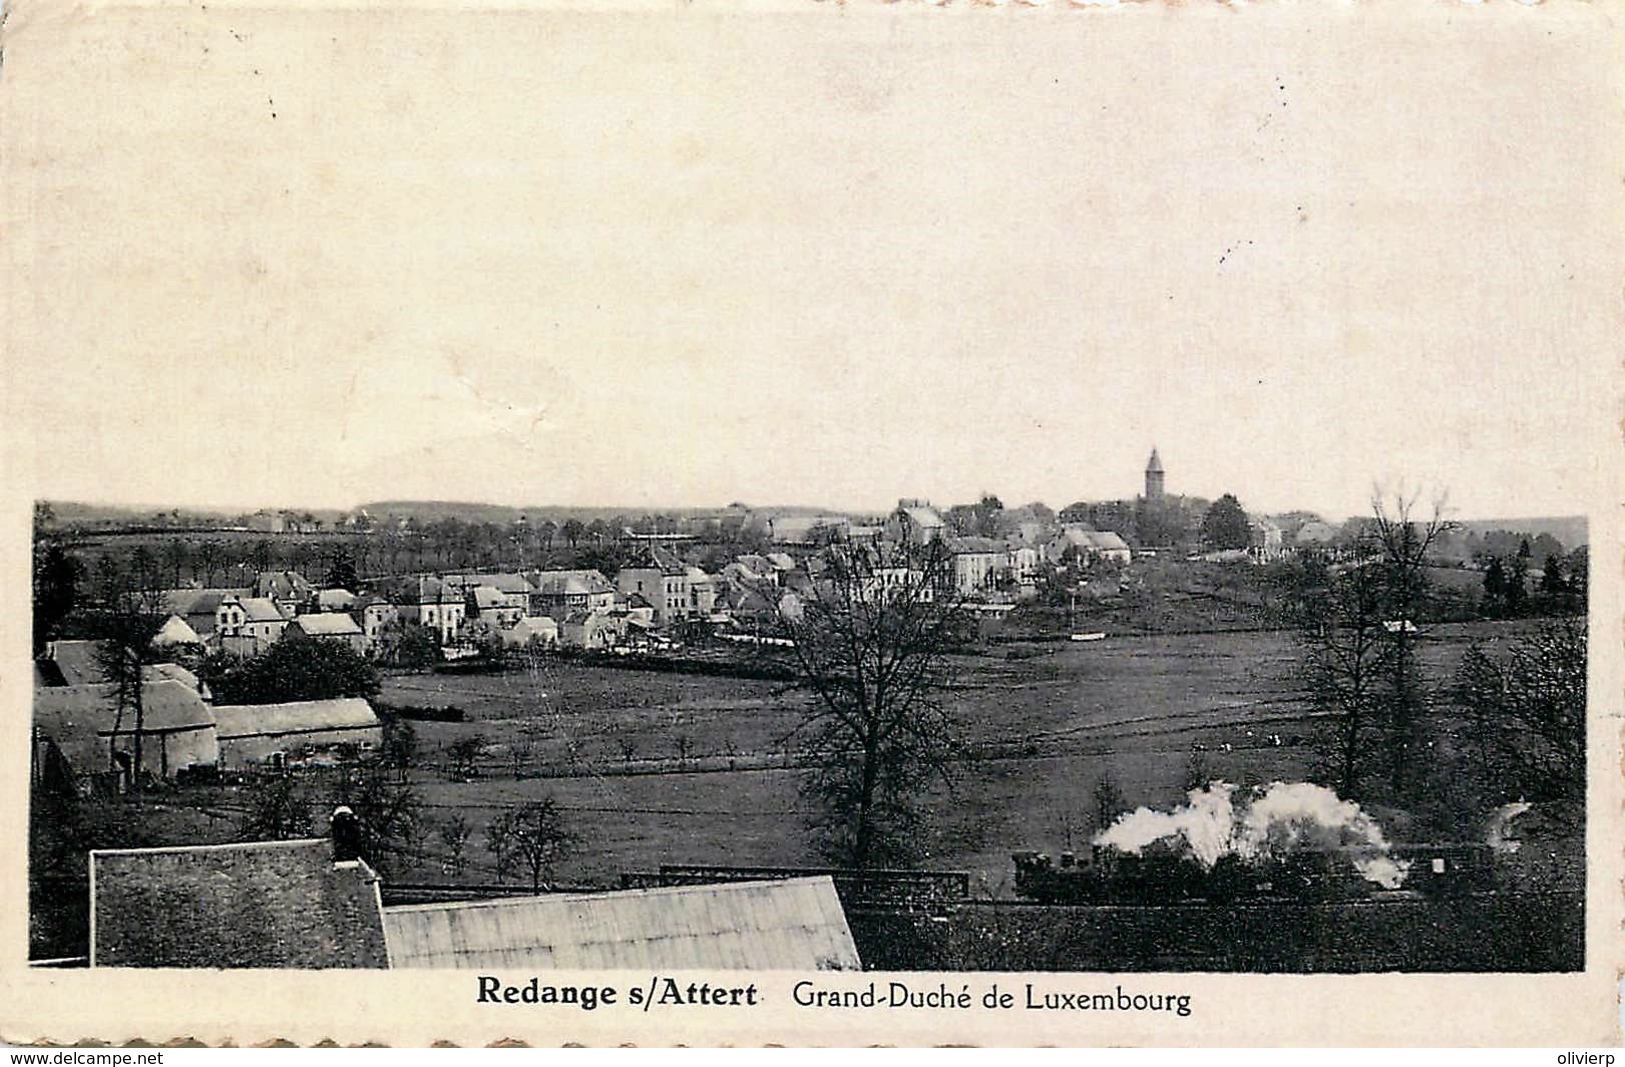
[28,452,1589,974]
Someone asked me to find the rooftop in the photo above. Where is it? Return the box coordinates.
[90,838,389,969]
[382,876,861,971]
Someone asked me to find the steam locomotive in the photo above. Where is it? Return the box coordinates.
[1012,841,1498,905]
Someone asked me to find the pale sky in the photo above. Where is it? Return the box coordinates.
[4,1,1620,522]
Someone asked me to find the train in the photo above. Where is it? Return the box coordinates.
[1012,841,1499,905]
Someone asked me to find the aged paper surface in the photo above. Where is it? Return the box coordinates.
[2,0,1622,1046]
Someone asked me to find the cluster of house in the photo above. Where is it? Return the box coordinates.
[110,499,1160,670]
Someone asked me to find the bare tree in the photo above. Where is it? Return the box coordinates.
[437,814,472,875]
[194,539,223,586]
[770,540,967,869]
[490,799,574,891]
[445,734,487,781]
[1457,614,1586,814]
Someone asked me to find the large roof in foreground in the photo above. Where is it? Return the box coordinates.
[90,839,389,969]
[382,876,861,971]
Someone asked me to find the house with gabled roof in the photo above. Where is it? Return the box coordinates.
[943,535,1008,594]
[382,576,465,644]
[463,584,526,629]
[285,612,368,655]
[159,587,253,641]
[889,500,948,546]
[527,569,615,621]
[252,570,317,616]
[616,558,690,627]
[350,593,399,649]
[216,594,291,656]
[1044,526,1131,566]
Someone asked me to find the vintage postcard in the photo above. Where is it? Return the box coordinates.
[1,0,1621,1047]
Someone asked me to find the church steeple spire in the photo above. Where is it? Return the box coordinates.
[1144,448,1165,500]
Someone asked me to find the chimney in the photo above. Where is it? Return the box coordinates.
[331,805,362,863]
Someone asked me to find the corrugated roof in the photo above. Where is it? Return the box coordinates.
[213,698,380,739]
[383,877,861,971]
[90,839,389,969]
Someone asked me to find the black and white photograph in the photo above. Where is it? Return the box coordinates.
[2,0,1621,1047]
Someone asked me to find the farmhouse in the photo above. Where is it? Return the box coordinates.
[284,612,369,655]
[351,594,399,647]
[216,595,291,656]
[385,576,466,644]
[1045,527,1132,566]
[944,536,1008,595]
[500,615,559,649]
[527,569,616,621]
[381,877,861,971]
[33,679,219,783]
[465,584,526,629]
[157,587,251,641]
[88,837,389,969]
[212,698,382,768]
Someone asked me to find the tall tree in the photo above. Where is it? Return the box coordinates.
[205,636,381,705]
[772,541,967,868]
[32,537,82,655]
[325,549,360,592]
[1200,493,1251,551]
[1482,557,1508,617]
[1540,554,1567,597]
[163,539,189,588]
[194,539,223,586]
[93,575,167,790]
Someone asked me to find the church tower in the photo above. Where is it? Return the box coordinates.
[1144,448,1165,501]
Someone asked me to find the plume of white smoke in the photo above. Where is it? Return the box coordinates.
[1093,781,1411,889]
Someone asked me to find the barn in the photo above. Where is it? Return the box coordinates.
[212,698,382,768]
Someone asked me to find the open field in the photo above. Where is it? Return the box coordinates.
[376,620,1550,893]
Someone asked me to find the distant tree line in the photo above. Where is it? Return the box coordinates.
[1294,491,1586,834]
